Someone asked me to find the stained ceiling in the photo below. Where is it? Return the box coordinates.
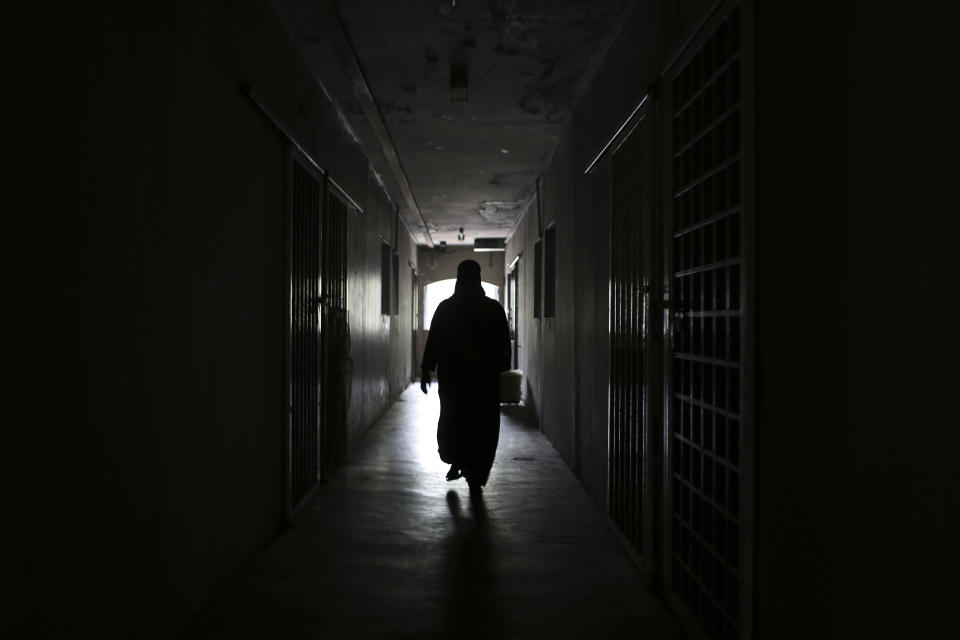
[271,0,633,247]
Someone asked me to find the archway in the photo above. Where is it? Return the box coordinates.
[422,278,500,330]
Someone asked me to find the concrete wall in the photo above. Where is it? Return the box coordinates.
[418,246,506,295]
[505,0,713,510]
[3,1,415,636]
[508,0,960,636]
[538,138,583,481]
[347,171,418,439]
[754,2,960,637]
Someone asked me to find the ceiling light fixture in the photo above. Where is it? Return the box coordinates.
[474,238,506,252]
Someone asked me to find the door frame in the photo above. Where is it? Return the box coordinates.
[411,265,419,381]
[284,145,325,521]
[507,257,519,369]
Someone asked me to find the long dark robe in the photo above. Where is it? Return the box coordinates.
[421,286,511,486]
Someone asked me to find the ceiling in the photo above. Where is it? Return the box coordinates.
[271,0,633,247]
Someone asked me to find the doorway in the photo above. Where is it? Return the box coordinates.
[609,111,653,563]
[411,267,419,380]
[507,261,519,369]
[422,279,500,329]
[285,148,323,519]
[321,180,352,477]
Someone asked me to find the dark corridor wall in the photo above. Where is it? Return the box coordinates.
[507,0,960,638]
[506,0,717,520]
[2,1,416,636]
[753,2,960,637]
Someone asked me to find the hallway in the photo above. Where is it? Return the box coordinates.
[7,2,960,637]
[184,385,686,639]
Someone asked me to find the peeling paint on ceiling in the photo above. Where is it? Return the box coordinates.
[272,0,633,246]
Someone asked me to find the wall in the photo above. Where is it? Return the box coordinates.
[2,1,415,636]
[754,2,960,637]
[505,0,713,510]
[418,246,506,294]
[509,0,960,636]
[346,171,418,440]
[4,5,179,635]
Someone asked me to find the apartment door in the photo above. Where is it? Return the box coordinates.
[609,104,659,566]
[662,4,754,638]
[321,181,352,475]
[285,148,323,518]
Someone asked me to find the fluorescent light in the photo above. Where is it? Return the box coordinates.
[474,238,505,252]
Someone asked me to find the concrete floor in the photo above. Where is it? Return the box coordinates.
[184,384,687,639]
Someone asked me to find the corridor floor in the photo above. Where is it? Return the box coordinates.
[184,384,687,639]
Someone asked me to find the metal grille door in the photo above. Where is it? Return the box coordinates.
[610,126,647,552]
[320,183,351,473]
[286,151,322,516]
[666,7,748,638]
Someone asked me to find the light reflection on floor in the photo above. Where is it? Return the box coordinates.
[183,383,688,639]
[406,384,446,474]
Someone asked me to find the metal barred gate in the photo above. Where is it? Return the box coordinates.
[609,120,649,554]
[285,147,357,517]
[286,149,323,517]
[664,5,754,638]
[320,182,352,475]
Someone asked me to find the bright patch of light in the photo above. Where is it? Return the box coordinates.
[423,279,500,329]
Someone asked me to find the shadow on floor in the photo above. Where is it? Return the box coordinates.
[499,403,536,427]
[179,384,687,639]
[441,489,502,637]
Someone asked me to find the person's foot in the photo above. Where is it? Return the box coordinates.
[464,470,480,493]
[445,465,461,481]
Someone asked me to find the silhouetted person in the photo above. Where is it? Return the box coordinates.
[421,259,511,493]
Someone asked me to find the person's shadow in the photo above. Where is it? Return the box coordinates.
[441,490,500,638]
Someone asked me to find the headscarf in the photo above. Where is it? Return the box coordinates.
[453,259,484,299]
